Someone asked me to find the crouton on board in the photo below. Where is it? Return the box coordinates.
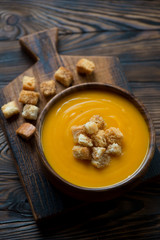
[22,104,39,120]
[22,76,36,91]
[76,58,95,75]
[40,80,56,97]
[16,123,36,140]
[1,101,19,119]
[18,90,40,105]
[54,66,73,87]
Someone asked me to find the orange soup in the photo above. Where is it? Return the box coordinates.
[41,90,149,188]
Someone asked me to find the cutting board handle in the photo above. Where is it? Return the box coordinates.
[19,27,62,79]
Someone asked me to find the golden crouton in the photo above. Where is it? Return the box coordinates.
[40,80,56,97]
[84,121,98,135]
[92,147,106,160]
[89,115,106,129]
[54,66,73,87]
[106,143,122,156]
[91,151,110,169]
[18,90,40,105]
[91,130,107,147]
[78,134,93,147]
[76,58,95,75]
[105,127,123,145]
[16,123,36,140]
[22,104,39,120]
[22,76,36,91]
[71,125,85,143]
[72,146,91,160]
[1,101,20,119]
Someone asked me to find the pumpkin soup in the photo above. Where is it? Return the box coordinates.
[41,90,149,188]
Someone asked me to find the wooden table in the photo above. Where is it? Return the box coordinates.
[0,1,160,239]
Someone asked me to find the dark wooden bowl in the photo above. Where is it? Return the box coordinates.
[36,83,155,201]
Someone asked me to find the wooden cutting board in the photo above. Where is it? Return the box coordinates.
[0,27,160,222]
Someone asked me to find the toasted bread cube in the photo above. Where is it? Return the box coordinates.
[91,130,107,147]
[78,134,93,147]
[92,147,106,160]
[54,67,73,87]
[1,101,19,119]
[105,127,123,145]
[84,121,98,135]
[40,80,56,97]
[72,146,91,160]
[71,125,85,143]
[22,104,39,120]
[22,76,36,91]
[89,115,106,130]
[16,123,36,140]
[91,151,110,169]
[106,143,122,156]
[18,90,40,105]
[76,58,95,75]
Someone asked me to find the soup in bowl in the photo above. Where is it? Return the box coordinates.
[36,83,155,201]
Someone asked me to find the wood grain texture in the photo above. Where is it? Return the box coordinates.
[1,30,160,87]
[0,26,159,224]
[1,0,160,41]
[0,1,160,239]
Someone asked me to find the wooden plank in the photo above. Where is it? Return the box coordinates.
[0,27,160,222]
[0,0,160,41]
[1,30,160,87]
[0,3,159,240]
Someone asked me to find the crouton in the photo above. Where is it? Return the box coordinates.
[18,90,40,105]
[22,76,36,91]
[22,104,39,120]
[78,134,93,147]
[76,58,95,75]
[92,147,106,160]
[71,115,123,169]
[91,130,107,147]
[105,127,123,145]
[91,151,110,169]
[84,121,98,135]
[72,146,91,160]
[40,80,56,97]
[71,125,85,143]
[89,115,106,129]
[106,143,122,156]
[16,123,36,140]
[54,66,73,87]
[1,101,20,119]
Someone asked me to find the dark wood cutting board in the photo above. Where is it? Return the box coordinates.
[0,27,159,222]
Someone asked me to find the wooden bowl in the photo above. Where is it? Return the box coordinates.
[36,83,155,201]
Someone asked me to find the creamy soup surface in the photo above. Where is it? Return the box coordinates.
[41,90,149,188]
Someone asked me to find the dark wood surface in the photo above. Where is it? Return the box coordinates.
[0,1,160,239]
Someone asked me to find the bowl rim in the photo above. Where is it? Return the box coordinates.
[36,82,156,194]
